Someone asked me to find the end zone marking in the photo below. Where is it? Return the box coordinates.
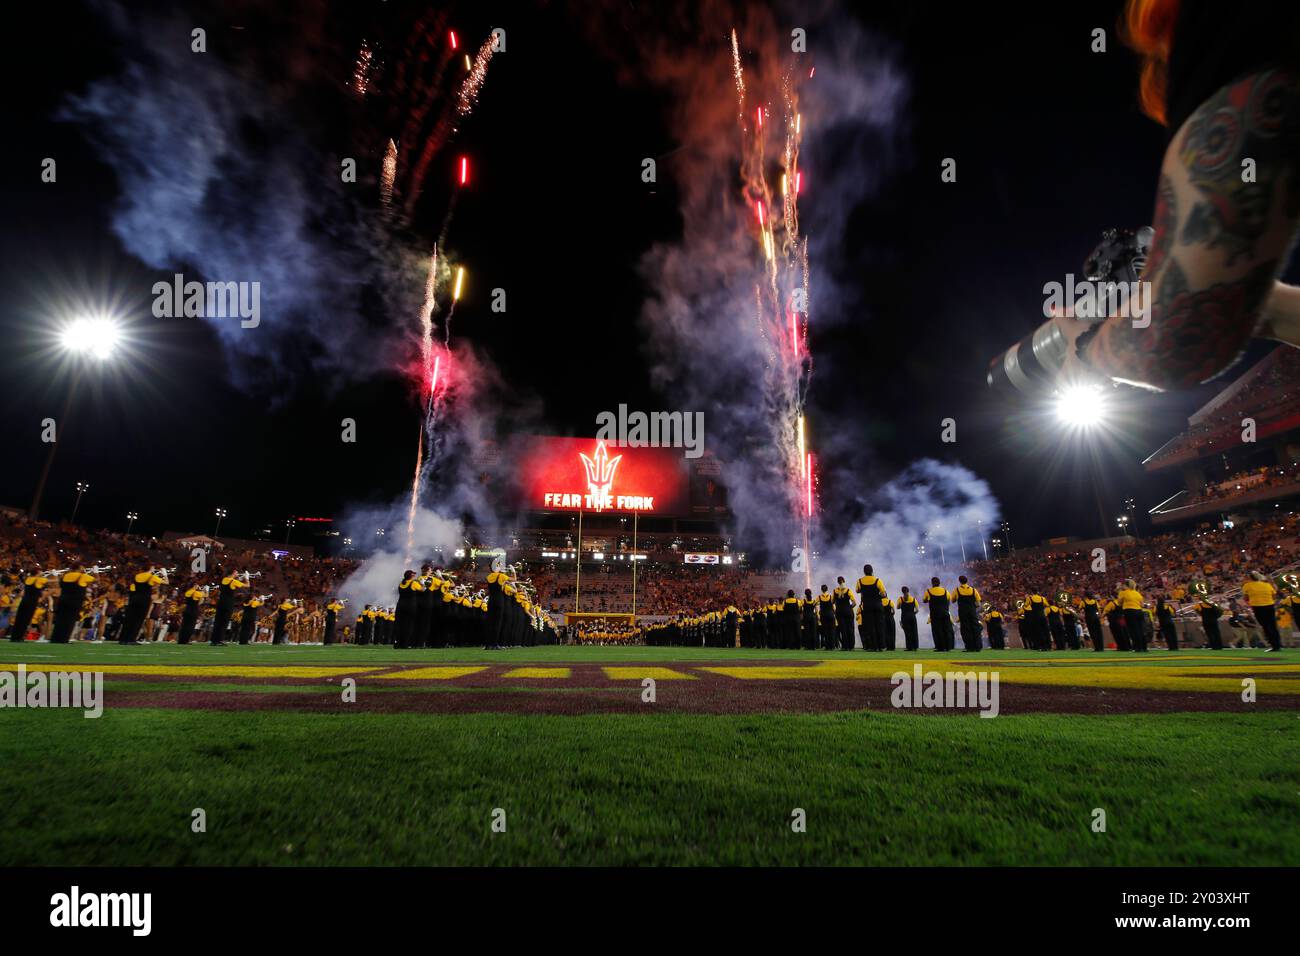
[502,667,572,678]
[697,659,1300,694]
[380,666,489,680]
[602,667,696,680]
[0,664,387,679]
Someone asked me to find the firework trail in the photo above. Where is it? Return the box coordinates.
[402,35,496,221]
[731,27,814,579]
[458,37,496,116]
[352,39,376,97]
[405,245,446,562]
[380,138,397,206]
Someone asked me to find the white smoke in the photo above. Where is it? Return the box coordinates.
[336,503,464,608]
[819,459,1001,593]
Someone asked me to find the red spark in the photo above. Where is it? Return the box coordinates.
[449,30,458,50]
[430,353,442,396]
[806,454,814,517]
[459,155,469,186]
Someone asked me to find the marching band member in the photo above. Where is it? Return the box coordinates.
[8,568,50,642]
[178,583,206,645]
[50,565,95,644]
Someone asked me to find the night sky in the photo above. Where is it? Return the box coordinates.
[2,0,1283,551]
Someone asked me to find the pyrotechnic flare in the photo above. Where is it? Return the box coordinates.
[730,29,746,121]
[405,426,424,562]
[353,39,375,97]
[457,38,495,117]
[729,25,814,569]
[381,139,398,206]
[458,155,468,186]
[453,266,465,301]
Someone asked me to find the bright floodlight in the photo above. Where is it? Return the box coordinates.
[60,317,121,360]
[1053,383,1107,428]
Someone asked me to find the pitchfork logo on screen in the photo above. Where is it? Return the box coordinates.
[529,435,687,513]
[580,440,623,512]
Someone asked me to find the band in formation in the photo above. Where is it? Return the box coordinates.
[5,559,1288,652]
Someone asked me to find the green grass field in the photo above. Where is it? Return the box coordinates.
[1,644,1296,865]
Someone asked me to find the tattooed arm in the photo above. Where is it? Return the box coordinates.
[1079,69,1300,391]
[1259,281,1300,345]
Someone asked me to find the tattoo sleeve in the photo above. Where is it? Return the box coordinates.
[1085,69,1300,390]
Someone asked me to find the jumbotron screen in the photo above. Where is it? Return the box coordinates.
[518,436,691,515]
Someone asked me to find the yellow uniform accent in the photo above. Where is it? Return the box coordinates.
[1242,580,1277,607]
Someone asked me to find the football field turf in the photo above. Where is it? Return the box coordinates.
[1,644,1296,866]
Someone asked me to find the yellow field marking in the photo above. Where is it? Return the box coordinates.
[697,659,1300,694]
[502,667,571,678]
[0,664,385,679]
[602,667,696,680]
[380,667,489,680]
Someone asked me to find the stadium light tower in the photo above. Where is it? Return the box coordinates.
[1052,383,1108,430]
[70,481,90,523]
[213,507,228,537]
[28,313,124,521]
[126,511,139,534]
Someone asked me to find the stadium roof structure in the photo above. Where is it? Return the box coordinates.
[1143,347,1300,473]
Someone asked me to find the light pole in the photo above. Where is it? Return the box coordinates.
[1116,514,1130,536]
[213,507,227,538]
[284,518,296,545]
[71,481,90,523]
[29,315,122,520]
[126,511,139,535]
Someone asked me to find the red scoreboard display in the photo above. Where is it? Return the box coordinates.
[519,436,691,515]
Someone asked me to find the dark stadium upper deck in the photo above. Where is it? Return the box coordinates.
[1144,348,1300,473]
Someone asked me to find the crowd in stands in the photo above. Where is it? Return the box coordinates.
[1146,347,1300,467]
[4,506,1299,647]
[0,512,357,643]
[970,515,1300,623]
[1175,462,1300,508]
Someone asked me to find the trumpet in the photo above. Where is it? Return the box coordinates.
[981,601,992,614]
[241,571,264,581]
[87,564,114,575]
[40,568,71,578]
[154,566,178,582]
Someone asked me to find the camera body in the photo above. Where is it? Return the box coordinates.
[986,226,1154,395]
